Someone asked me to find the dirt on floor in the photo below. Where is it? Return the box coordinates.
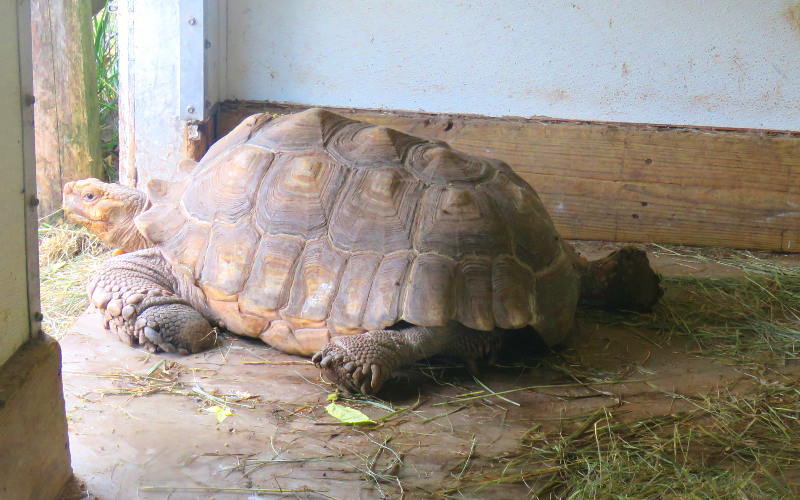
[59,242,800,499]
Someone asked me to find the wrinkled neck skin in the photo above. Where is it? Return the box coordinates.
[94,188,152,252]
[106,201,152,252]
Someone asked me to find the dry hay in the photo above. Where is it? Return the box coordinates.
[583,245,800,365]
[441,246,800,498]
[39,220,111,339]
[41,223,800,497]
[439,380,800,498]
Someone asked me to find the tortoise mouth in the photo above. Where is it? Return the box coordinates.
[64,210,105,226]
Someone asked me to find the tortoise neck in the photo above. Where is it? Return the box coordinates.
[107,190,151,252]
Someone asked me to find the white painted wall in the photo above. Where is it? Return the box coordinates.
[223,0,800,131]
[121,0,799,185]
[0,0,36,367]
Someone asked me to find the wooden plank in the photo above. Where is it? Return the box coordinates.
[31,0,102,219]
[182,107,216,162]
[218,101,800,252]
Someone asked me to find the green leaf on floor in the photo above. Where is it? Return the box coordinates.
[325,402,375,424]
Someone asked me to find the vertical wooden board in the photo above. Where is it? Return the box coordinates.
[31,0,102,218]
[0,0,36,366]
[218,102,800,251]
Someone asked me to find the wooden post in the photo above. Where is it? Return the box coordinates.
[31,0,102,219]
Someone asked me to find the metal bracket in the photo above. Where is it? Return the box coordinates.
[179,0,205,120]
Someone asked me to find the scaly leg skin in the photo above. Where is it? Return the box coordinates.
[569,245,663,312]
[312,323,505,395]
[87,248,216,354]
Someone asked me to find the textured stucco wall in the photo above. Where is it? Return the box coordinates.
[224,0,800,130]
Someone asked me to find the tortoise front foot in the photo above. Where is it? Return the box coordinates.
[89,249,216,355]
[312,331,403,395]
[133,302,216,354]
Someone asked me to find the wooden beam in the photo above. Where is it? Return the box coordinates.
[182,105,217,162]
[218,101,800,252]
[31,0,102,219]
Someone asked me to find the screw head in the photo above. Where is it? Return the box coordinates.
[186,105,196,114]
[187,17,197,25]
[33,311,43,322]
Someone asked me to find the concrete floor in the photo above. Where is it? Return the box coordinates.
[59,244,793,499]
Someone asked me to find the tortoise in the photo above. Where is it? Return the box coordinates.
[63,108,662,394]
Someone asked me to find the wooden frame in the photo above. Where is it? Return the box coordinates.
[218,101,800,252]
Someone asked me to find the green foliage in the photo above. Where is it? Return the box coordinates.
[92,1,119,181]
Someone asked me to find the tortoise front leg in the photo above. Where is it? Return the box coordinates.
[312,323,506,395]
[87,249,216,354]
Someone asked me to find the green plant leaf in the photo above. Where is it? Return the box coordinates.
[325,402,375,424]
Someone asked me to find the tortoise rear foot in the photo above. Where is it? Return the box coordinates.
[579,246,663,312]
[312,324,508,395]
[312,330,402,395]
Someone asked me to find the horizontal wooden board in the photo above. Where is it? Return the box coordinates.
[217,101,800,252]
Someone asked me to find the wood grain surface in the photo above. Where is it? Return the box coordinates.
[31,0,102,219]
[218,101,800,252]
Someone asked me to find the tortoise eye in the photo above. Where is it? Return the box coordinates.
[83,192,96,201]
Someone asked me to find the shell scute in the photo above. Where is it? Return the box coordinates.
[404,143,492,185]
[326,122,421,167]
[479,171,561,271]
[254,155,345,239]
[328,252,382,334]
[239,234,305,321]
[362,251,413,330]
[280,237,347,328]
[199,218,260,301]
[181,144,273,223]
[248,108,343,152]
[414,185,510,258]
[142,109,575,347]
[454,256,494,331]
[401,253,456,326]
[329,167,422,253]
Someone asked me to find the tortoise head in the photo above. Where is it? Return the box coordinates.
[63,178,151,252]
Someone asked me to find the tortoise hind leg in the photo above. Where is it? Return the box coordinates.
[571,246,663,312]
[88,248,216,354]
[312,323,506,395]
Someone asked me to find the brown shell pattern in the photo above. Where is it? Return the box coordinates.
[136,108,576,346]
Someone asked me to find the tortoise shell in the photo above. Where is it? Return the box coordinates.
[135,108,579,355]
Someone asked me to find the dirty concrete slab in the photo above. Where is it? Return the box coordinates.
[59,244,796,498]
